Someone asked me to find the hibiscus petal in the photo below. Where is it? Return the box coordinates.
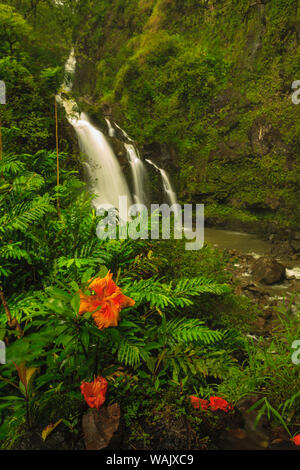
[92,300,120,330]
[88,277,106,298]
[79,272,135,329]
[112,293,135,309]
[78,292,102,315]
[81,377,108,410]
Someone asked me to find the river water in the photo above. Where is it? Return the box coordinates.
[204,227,300,309]
[204,228,272,256]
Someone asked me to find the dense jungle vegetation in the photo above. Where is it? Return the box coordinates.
[74,0,300,231]
[0,0,299,451]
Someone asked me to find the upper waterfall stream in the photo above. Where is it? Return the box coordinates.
[125,144,147,206]
[146,159,177,207]
[57,50,177,214]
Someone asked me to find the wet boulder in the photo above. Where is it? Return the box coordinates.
[82,404,121,450]
[251,257,286,285]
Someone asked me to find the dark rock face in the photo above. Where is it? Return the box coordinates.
[251,257,286,285]
[291,240,300,253]
[82,404,121,450]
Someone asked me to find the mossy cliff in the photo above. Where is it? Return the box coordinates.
[73,0,300,233]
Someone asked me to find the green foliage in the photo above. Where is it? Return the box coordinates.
[0,151,88,288]
[0,143,237,446]
[0,3,32,54]
[217,313,300,412]
[74,0,300,229]
[0,0,299,451]
[125,276,230,310]
[0,0,73,154]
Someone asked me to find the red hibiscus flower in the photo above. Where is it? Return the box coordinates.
[189,396,209,410]
[80,376,108,410]
[209,396,232,412]
[291,434,300,446]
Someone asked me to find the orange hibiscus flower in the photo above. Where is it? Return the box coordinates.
[78,271,135,330]
[80,376,108,409]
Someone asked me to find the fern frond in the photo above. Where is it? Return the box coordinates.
[0,242,31,262]
[125,279,177,309]
[0,194,53,234]
[0,155,25,175]
[12,173,45,194]
[165,318,223,345]
[124,276,230,311]
[117,339,145,367]
[172,277,231,297]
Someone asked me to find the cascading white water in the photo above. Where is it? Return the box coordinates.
[125,144,147,205]
[57,52,132,212]
[160,168,177,208]
[58,50,178,214]
[105,118,115,138]
[82,161,93,181]
[56,49,80,120]
[72,113,132,210]
[64,49,76,91]
[146,159,177,207]
[114,122,134,143]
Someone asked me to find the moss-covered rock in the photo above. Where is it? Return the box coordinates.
[73,0,300,230]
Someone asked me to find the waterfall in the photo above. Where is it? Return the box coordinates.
[125,144,147,205]
[56,48,79,120]
[57,50,178,216]
[57,52,132,213]
[82,162,93,182]
[72,113,132,211]
[105,118,115,137]
[64,49,76,92]
[146,159,177,207]
[114,122,134,143]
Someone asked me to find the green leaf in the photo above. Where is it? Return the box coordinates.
[82,268,95,283]
[154,377,160,391]
[0,396,24,401]
[119,320,140,328]
[47,287,72,302]
[81,329,90,351]
[0,329,6,341]
[70,281,79,291]
[71,293,80,314]
[98,265,108,278]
